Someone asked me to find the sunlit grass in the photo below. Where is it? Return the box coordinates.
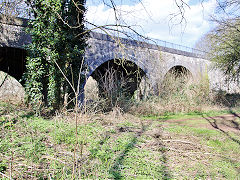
[1,102,240,179]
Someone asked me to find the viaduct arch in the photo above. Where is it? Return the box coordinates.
[0,47,26,84]
[89,58,146,99]
[1,16,233,100]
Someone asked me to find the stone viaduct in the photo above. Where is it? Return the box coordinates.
[0,16,230,99]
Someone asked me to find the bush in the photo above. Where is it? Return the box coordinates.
[130,71,213,115]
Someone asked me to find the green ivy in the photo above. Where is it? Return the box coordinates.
[24,0,87,111]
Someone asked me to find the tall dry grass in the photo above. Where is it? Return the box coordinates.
[84,68,224,115]
[130,71,216,115]
[70,68,240,115]
[84,68,134,113]
[84,70,204,114]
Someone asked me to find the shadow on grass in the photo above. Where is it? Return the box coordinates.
[108,121,147,179]
[19,112,35,119]
[229,109,240,119]
[214,92,240,108]
[108,121,172,180]
[109,136,138,179]
[202,113,240,145]
[201,111,240,177]
[89,119,172,179]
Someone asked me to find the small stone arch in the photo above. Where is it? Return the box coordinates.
[166,65,193,79]
[152,65,194,98]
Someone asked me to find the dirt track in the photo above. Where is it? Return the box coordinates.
[165,113,240,134]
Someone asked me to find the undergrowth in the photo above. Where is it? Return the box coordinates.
[130,72,240,116]
[1,70,240,179]
[1,101,240,179]
[84,69,240,116]
[0,102,171,179]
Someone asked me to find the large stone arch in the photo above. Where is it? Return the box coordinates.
[84,57,146,100]
[85,50,149,79]
[0,47,26,84]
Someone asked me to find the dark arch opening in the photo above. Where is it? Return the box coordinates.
[167,65,192,79]
[90,59,146,108]
[0,47,26,84]
[155,65,193,97]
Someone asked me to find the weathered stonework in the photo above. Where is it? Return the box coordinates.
[0,16,31,48]
[0,16,238,94]
[85,32,228,92]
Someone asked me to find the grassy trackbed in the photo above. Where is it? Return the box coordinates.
[0,102,240,179]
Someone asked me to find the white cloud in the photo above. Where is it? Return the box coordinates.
[86,0,216,47]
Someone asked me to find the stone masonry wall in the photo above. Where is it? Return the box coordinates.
[1,17,237,93]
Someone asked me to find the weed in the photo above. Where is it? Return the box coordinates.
[0,159,7,173]
[1,98,240,179]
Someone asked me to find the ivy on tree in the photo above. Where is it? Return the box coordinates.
[24,0,87,110]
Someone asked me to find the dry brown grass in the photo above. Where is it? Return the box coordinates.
[1,69,239,116]
[84,70,233,115]
[130,71,220,115]
[84,68,133,113]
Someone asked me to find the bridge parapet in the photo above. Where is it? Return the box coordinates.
[0,15,206,59]
[89,31,207,59]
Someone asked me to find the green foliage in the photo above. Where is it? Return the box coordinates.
[0,159,7,173]
[24,0,87,111]
[1,102,240,179]
[209,19,240,83]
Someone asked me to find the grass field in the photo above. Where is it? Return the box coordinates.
[1,102,240,179]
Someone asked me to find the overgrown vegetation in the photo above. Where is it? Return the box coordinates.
[1,0,240,179]
[84,68,240,115]
[0,100,240,179]
[1,63,240,179]
[131,70,211,115]
[194,1,240,85]
[24,0,87,111]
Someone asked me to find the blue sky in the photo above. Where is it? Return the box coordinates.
[188,0,203,5]
[86,0,216,48]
